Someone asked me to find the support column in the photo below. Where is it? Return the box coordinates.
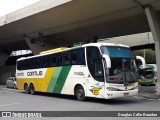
[25,37,56,55]
[145,6,160,94]
[0,53,9,66]
[0,53,15,84]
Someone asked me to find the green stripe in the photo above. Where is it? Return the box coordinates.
[47,67,62,92]
[53,66,72,93]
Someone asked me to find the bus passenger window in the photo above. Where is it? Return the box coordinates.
[63,52,71,65]
[57,54,62,66]
[31,59,34,69]
[78,48,85,65]
[34,58,40,69]
[71,50,78,65]
[51,55,57,67]
[71,48,85,65]
[45,56,50,67]
[41,57,46,68]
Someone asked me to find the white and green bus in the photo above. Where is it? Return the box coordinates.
[16,43,145,100]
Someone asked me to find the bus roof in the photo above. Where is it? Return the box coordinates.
[82,43,129,48]
[17,43,129,61]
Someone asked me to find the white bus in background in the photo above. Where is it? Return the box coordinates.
[16,43,145,101]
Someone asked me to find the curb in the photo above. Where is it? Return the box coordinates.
[138,92,160,100]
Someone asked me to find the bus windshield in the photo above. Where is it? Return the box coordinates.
[101,46,133,58]
[139,68,155,79]
[101,46,137,84]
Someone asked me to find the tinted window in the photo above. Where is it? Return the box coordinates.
[70,48,85,65]
[101,46,132,58]
[50,55,57,67]
[87,47,104,82]
[71,50,78,64]
[63,52,71,65]
[78,48,85,65]
[57,53,62,66]
[17,48,86,70]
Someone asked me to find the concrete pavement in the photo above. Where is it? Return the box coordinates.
[0,84,160,120]
[138,92,160,100]
[138,85,160,100]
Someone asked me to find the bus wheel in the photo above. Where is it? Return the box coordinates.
[75,85,85,101]
[24,84,30,94]
[30,84,36,95]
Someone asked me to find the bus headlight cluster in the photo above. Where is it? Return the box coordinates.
[132,86,138,90]
[107,87,118,91]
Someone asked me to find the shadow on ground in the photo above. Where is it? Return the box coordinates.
[18,90,147,105]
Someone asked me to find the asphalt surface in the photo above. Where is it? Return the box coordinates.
[0,85,159,120]
[138,85,156,93]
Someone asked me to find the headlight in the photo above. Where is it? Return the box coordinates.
[107,87,118,91]
[131,86,138,90]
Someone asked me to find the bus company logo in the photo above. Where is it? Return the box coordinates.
[90,86,101,96]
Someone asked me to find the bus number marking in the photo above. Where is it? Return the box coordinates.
[17,73,24,76]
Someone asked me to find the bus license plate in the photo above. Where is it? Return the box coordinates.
[124,93,129,96]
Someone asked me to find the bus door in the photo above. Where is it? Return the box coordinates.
[86,47,105,98]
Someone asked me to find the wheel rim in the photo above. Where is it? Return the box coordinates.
[77,89,84,98]
[25,85,28,93]
[30,85,34,94]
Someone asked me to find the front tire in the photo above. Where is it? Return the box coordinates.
[75,85,85,101]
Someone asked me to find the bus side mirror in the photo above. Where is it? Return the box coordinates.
[102,54,111,68]
[136,56,146,69]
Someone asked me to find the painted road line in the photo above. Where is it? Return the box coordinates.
[0,103,20,107]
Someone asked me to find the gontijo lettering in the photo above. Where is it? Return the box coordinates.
[27,71,43,76]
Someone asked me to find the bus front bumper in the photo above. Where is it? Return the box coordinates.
[105,89,138,99]
[138,79,156,86]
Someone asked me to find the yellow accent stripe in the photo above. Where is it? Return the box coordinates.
[17,68,54,92]
[40,47,68,54]
[41,67,54,92]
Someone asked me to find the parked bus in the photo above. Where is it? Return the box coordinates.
[138,64,157,86]
[16,43,145,100]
